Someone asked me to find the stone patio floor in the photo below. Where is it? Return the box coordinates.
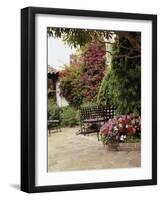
[48,127,141,172]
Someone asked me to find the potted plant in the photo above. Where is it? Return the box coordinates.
[99,114,141,151]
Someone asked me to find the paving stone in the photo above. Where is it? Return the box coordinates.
[48,127,141,172]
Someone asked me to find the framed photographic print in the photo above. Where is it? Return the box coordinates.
[21,7,157,193]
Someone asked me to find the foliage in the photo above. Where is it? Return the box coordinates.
[59,42,106,107]
[47,27,113,48]
[124,135,141,143]
[48,98,62,120]
[80,101,98,108]
[48,90,56,101]
[59,56,83,107]
[49,28,141,114]
[61,106,80,127]
[48,99,79,127]
[97,36,141,114]
[100,114,141,145]
[97,68,111,106]
[47,27,141,55]
[80,42,106,102]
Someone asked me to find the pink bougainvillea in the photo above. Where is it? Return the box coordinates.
[59,42,106,106]
[81,42,106,101]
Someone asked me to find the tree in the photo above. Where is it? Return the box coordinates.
[48,28,141,58]
[59,56,83,107]
[47,27,115,49]
[49,28,141,114]
[97,34,141,114]
[80,42,106,102]
[59,42,106,107]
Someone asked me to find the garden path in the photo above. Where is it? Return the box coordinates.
[48,127,141,172]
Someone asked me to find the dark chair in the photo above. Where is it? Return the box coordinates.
[48,119,61,135]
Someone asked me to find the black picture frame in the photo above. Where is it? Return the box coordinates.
[21,6,157,193]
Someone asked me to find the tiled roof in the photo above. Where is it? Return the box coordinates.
[48,65,57,74]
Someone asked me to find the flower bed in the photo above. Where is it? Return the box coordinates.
[99,114,141,151]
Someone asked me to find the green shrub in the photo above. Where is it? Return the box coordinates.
[48,98,62,120]
[97,43,141,115]
[59,65,83,107]
[61,106,79,127]
[81,101,98,108]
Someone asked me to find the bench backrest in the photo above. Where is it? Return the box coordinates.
[80,106,115,121]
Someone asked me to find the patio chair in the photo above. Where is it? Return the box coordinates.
[48,119,61,135]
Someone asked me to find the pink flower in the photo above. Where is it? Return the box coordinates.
[100,114,141,138]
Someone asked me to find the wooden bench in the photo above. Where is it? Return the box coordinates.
[79,106,115,140]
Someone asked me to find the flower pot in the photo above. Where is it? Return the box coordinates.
[106,142,119,151]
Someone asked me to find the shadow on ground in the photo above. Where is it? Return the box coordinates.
[10,184,20,191]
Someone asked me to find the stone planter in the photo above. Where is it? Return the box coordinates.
[118,142,141,151]
[106,142,119,151]
[106,142,141,151]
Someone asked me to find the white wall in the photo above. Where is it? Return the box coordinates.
[56,81,69,107]
[0,0,160,199]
